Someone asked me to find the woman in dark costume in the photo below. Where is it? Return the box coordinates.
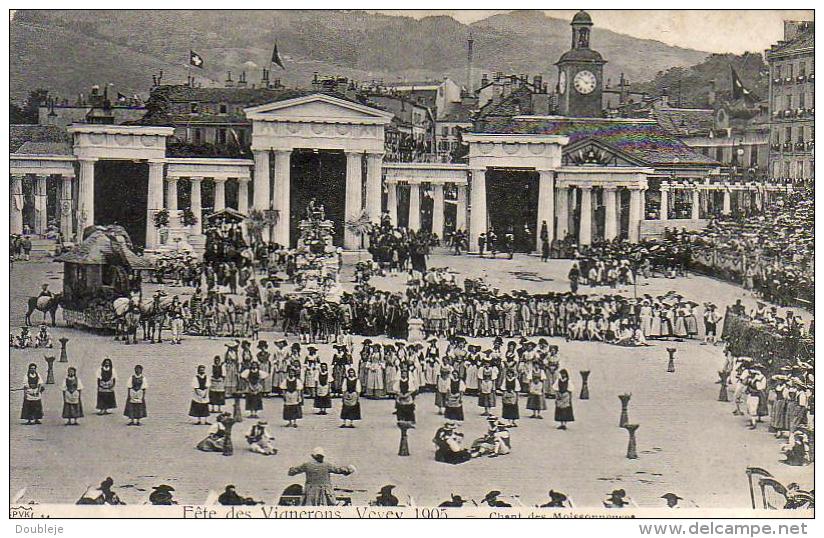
[331,344,349,396]
[95,358,117,415]
[209,356,226,413]
[61,366,84,425]
[241,362,268,419]
[444,369,465,422]
[21,363,45,425]
[281,369,304,428]
[188,365,211,424]
[314,363,333,415]
[340,368,362,428]
[553,369,575,430]
[124,365,148,426]
[394,368,416,424]
[501,369,520,427]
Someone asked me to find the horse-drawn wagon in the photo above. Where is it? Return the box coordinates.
[55,225,154,330]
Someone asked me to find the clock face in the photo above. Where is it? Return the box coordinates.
[573,70,597,95]
[558,71,566,95]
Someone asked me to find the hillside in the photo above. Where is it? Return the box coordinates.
[10,9,711,102]
[633,52,769,108]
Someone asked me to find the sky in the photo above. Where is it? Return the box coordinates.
[371,9,814,54]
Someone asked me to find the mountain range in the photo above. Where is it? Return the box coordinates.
[11,9,717,103]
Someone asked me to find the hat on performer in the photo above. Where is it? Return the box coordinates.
[549,490,567,501]
[443,421,458,430]
[311,446,325,458]
[661,493,682,501]
[483,490,502,501]
[258,341,268,348]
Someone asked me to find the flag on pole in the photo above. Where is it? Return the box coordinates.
[190,50,204,69]
[271,42,285,70]
[730,66,756,101]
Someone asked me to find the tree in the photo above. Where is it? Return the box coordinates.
[10,89,50,124]
[345,209,374,258]
[245,208,279,246]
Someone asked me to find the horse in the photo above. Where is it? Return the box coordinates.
[26,293,63,327]
[113,297,141,344]
[139,295,174,343]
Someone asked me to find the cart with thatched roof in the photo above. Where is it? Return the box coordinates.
[56,225,154,329]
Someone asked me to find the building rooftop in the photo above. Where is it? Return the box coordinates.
[10,124,71,153]
[138,85,369,125]
[650,107,715,137]
[766,23,814,58]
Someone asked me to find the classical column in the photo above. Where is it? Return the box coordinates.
[722,185,732,215]
[166,177,179,211]
[344,151,363,249]
[659,183,670,221]
[468,168,487,253]
[691,185,701,220]
[34,175,48,235]
[408,183,422,232]
[628,187,642,242]
[60,174,74,240]
[455,183,467,231]
[190,176,203,235]
[578,185,593,246]
[273,149,292,247]
[253,150,270,211]
[365,152,384,223]
[604,186,618,240]
[640,188,648,221]
[237,177,250,214]
[431,183,445,238]
[77,159,96,239]
[10,174,24,235]
[386,181,398,227]
[555,185,569,240]
[213,178,227,211]
[536,170,555,251]
[145,160,165,249]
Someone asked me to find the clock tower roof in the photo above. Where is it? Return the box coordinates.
[556,47,605,65]
[571,10,593,26]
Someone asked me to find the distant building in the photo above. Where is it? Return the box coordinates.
[618,89,770,180]
[38,85,146,128]
[602,73,647,114]
[765,19,814,180]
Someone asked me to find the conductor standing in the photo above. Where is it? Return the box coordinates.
[288,447,356,505]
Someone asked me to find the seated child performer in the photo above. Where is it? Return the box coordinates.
[36,324,53,348]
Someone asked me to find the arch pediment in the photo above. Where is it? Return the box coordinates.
[245,93,393,125]
[562,137,646,167]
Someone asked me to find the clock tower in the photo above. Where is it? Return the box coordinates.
[556,10,606,118]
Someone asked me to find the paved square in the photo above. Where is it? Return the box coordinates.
[9,252,813,508]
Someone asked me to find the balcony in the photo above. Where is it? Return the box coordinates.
[773,77,782,85]
[796,75,807,84]
[783,109,794,118]
[807,141,815,151]
[795,141,806,151]
[784,77,794,84]
[809,73,815,82]
[783,142,793,151]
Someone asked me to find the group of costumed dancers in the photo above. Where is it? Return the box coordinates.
[20,332,576,462]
